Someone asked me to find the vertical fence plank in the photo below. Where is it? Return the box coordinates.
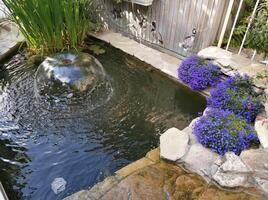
[99,0,229,55]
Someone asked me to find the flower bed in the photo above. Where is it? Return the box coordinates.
[193,109,259,155]
[207,74,263,123]
[177,56,221,90]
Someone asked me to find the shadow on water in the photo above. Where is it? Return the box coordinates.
[0,38,206,200]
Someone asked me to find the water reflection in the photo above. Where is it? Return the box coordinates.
[0,40,206,200]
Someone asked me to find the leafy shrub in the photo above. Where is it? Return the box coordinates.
[3,0,95,54]
[178,56,221,90]
[193,108,259,155]
[207,74,263,123]
[247,0,268,55]
[224,0,268,55]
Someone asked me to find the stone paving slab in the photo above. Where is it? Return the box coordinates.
[65,148,264,200]
[198,46,268,90]
[116,157,155,179]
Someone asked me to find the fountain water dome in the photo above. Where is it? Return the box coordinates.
[34,53,113,108]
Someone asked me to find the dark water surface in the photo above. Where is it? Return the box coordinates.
[0,40,206,200]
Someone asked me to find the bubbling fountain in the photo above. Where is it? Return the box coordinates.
[34,53,113,108]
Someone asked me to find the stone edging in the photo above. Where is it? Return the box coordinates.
[160,116,268,198]
[64,149,160,200]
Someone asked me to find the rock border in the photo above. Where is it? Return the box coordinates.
[160,119,268,198]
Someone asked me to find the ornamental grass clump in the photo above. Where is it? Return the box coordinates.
[193,109,259,155]
[207,74,263,123]
[3,0,94,54]
[177,56,221,90]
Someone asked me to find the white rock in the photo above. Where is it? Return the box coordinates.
[221,152,250,173]
[182,126,197,145]
[198,46,233,60]
[227,70,238,77]
[51,177,67,194]
[213,170,249,188]
[210,164,219,177]
[215,58,232,67]
[255,178,268,193]
[212,152,251,188]
[181,143,219,179]
[255,118,268,148]
[265,89,268,98]
[241,149,268,194]
[241,149,268,178]
[160,127,189,161]
[189,117,200,128]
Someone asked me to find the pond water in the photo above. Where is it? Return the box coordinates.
[0,39,206,200]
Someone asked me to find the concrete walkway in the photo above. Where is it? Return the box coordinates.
[65,148,263,200]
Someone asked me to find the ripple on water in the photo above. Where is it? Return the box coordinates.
[0,41,206,200]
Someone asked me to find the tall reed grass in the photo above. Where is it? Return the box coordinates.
[3,0,93,54]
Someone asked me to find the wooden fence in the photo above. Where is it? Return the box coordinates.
[96,0,229,57]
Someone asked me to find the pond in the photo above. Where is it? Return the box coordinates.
[0,38,206,200]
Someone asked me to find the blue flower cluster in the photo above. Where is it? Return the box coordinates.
[207,74,263,123]
[178,56,221,90]
[193,109,259,155]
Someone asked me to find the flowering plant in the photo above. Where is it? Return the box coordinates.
[178,56,221,90]
[193,108,259,155]
[207,74,263,123]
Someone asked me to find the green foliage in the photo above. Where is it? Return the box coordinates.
[225,0,268,55]
[247,0,268,55]
[3,0,95,54]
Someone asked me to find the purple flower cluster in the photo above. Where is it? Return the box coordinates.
[193,109,259,155]
[207,74,263,123]
[178,56,221,90]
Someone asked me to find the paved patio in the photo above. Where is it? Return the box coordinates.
[65,148,263,200]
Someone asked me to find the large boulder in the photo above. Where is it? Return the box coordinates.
[212,152,251,188]
[240,149,268,179]
[180,143,219,181]
[198,46,233,60]
[241,149,268,195]
[182,126,197,145]
[198,47,268,88]
[160,128,189,161]
[220,152,250,173]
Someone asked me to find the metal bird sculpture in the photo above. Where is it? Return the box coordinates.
[179,28,197,51]
[151,21,163,45]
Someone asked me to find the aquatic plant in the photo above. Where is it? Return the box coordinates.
[3,0,95,54]
[193,108,259,155]
[207,74,263,123]
[177,56,221,90]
